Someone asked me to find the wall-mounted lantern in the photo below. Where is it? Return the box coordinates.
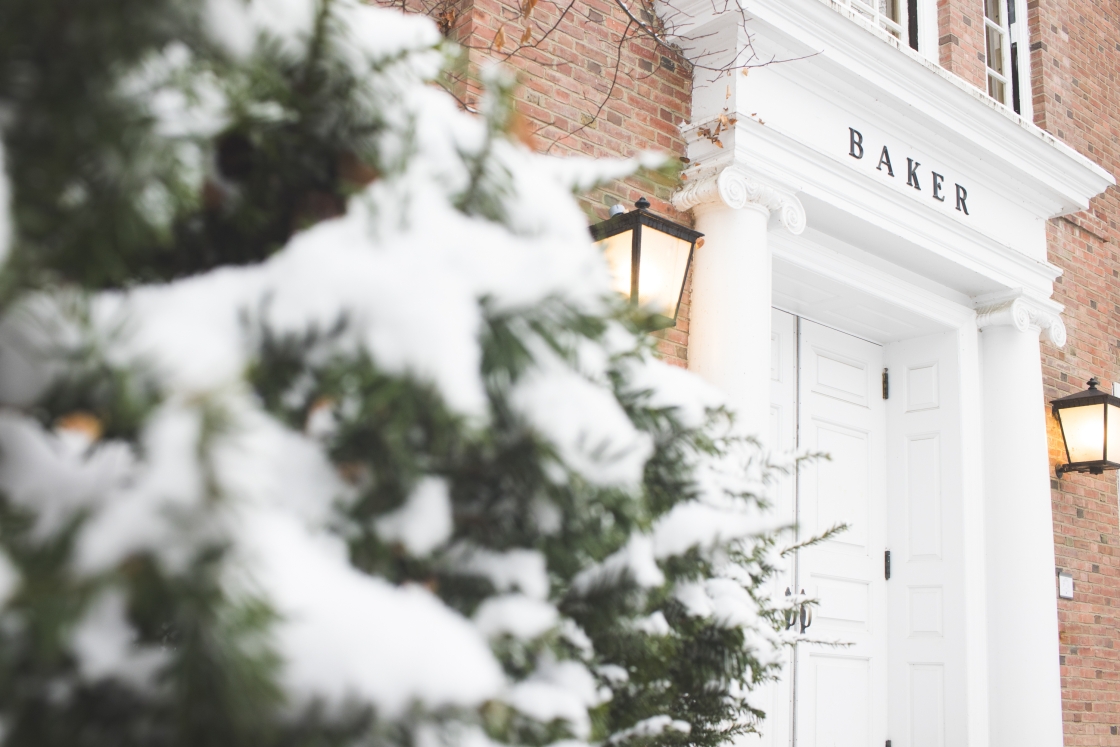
[1051,377,1120,476]
[590,197,703,329]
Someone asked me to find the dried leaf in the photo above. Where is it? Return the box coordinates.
[727,117,738,126]
[714,139,724,148]
[719,113,730,127]
[55,412,103,442]
[493,25,506,50]
[725,84,731,99]
[680,172,689,181]
[336,461,370,486]
[742,67,750,76]
[520,25,533,44]
[338,151,380,187]
[522,0,538,19]
[437,8,458,35]
[509,110,537,147]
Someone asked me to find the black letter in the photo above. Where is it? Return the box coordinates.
[849,128,864,159]
[906,158,921,190]
[932,172,945,201]
[877,146,894,176]
[955,184,969,215]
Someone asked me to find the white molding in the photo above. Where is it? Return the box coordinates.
[673,161,807,233]
[770,230,976,330]
[974,289,1066,347]
[669,0,1114,216]
[682,118,1064,296]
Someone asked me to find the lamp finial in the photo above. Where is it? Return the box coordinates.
[1088,377,1101,389]
[635,196,650,210]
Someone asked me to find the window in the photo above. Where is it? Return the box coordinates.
[840,0,922,52]
[984,0,1025,113]
[983,0,1010,103]
[849,0,905,40]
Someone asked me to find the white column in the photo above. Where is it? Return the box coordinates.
[976,293,1067,747]
[672,164,806,438]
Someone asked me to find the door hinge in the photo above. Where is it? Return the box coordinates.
[884,550,891,580]
[882,368,889,399]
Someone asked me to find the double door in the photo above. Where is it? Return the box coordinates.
[762,309,964,747]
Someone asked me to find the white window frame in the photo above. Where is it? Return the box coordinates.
[983,0,1032,118]
[838,0,906,41]
[1007,0,1033,119]
[835,0,939,61]
[983,0,1012,105]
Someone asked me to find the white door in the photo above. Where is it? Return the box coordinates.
[884,332,966,747]
[794,319,889,747]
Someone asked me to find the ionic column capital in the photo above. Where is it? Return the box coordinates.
[672,164,806,235]
[975,290,1067,348]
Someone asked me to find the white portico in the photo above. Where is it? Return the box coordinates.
[666,0,1115,745]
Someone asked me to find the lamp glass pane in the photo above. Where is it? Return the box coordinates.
[1107,404,1120,462]
[596,230,634,300]
[635,226,692,318]
[1058,403,1105,462]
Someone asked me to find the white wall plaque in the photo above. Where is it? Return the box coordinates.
[1057,571,1074,600]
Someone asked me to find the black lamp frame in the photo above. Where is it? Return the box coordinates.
[590,198,703,329]
[1051,377,1120,476]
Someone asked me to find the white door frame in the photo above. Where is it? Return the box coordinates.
[766,229,990,747]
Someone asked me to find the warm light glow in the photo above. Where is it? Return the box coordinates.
[597,230,633,299]
[1058,403,1105,462]
[1107,404,1120,461]
[636,228,693,319]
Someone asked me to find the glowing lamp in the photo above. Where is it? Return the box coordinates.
[590,197,703,329]
[1052,377,1120,476]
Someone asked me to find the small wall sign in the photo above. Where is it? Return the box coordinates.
[1058,570,1074,600]
[848,127,970,216]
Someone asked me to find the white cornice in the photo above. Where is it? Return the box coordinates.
[679,117,1064,296]
[668,0,1114,217]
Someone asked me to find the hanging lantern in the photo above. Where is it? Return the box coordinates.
[590,197,703,329]
[1051,377,1120,476]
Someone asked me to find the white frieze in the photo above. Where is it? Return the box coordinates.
[672,165,806,235]
[975,291,1067,347]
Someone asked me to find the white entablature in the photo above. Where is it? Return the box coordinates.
[664,0,1113,300]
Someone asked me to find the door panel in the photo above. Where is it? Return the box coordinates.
[885,332,966,747]
[795,319,888,747]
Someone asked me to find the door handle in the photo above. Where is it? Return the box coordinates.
[799,588,813,633]
[785,587,813,633]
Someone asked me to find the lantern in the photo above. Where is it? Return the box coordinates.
[1051,377,1120,476]
[590,197,703,329]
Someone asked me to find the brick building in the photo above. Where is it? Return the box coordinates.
[397,0,1120,742]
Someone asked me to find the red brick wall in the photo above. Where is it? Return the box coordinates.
[395,0,694,366]
[937,0,987,89]
[1028,0,1120,740]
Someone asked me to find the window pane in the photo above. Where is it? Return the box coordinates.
[988,75,1005,102]
[880,0,899,22]
[1059,403,1106,463]
[596,230,633,301]
[984,0,1001,22]
[986,25,1004,73]
[635,228,692,319]
[1107,404,1120,462]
